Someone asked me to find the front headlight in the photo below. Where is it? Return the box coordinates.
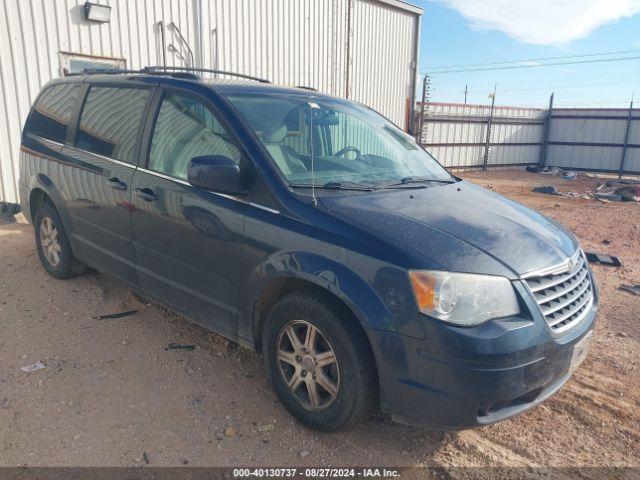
[408,270,520,326]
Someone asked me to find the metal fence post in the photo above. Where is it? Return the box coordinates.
[482,85,496,171]
[416,74,429,143]
[538,92,554,168]
[618,96,634,178]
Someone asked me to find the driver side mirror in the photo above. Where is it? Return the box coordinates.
[187,155,247,196]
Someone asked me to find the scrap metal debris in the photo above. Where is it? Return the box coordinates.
[585,252,622,267]
[20,361,46,373]
[533,178,640,202]
[533,185,560,195]
[92,309,138,320]
[526,166,581,179]
[619,284,640,296]
[165,343,196,351]
[533,185,590,199]
[595,179,640,202]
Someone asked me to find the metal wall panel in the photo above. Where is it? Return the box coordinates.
[546,108,640,173]
[418,102,640,173]
[418,103,545,168]
[0,0,421,203]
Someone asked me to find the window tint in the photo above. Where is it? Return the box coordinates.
[27,84,79,143]
[76,87,150,164]
[149,91,241,180]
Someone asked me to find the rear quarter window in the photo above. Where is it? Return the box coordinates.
[76,86,151,164]
[25,84,79,144]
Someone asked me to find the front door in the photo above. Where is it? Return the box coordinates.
[59,84,153,286]
[131,89,245,335]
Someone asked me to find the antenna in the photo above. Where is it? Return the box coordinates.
[308,97,318,206]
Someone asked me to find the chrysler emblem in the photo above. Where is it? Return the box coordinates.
[568,254,580,272]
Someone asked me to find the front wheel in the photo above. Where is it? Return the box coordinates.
[263,291,377,431]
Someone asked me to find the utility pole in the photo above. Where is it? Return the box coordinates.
[482,84,497,171]
[464,85,468,105]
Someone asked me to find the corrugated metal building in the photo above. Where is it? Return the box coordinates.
[0,0,422,204]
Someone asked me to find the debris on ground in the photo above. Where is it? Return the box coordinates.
[533,185,561,195]
[619,284,640,296]
[92,310,138,320]
[224,426,237,437]
[0,202,21,225]
[595,179,640,202]
[257,424,275,433]
[527,165,581,179]
[0,202,21,215]
[533,178,640,203]
[594,192,622,202]
[585,252,622,267]
[20,361,46,373]
[165,343,196,351]
[532,185,590,199]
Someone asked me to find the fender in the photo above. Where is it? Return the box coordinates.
[24,168,80,256]
[239,251,427,346]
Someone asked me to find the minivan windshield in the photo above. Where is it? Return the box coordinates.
[225,93,453,188]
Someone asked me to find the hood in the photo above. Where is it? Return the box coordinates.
[319,181,578,278]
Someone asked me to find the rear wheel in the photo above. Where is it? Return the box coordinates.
[263,290,377,431]
[34,202,86,279]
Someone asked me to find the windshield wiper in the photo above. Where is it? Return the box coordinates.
[379,176,456,188]
[289,181,376,191]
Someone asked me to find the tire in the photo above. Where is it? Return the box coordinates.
[263,290,377,431]
[34,202,86,279]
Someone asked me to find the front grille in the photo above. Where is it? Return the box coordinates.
[524,251,593,334]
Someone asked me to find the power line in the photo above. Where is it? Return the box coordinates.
[426,48,640,72]
[432,78,640,95]
[426,55,640,74]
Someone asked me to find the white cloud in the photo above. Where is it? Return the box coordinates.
[435,0,640,45]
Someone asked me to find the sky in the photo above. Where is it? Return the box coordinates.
[413,0,640,107]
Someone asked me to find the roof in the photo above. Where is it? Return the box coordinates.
[377,0,423,15]
[48,71,337,99]
[50,67,340,96]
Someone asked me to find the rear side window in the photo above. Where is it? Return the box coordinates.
[27,84,79,143]
[148,91,242,180]
[76,87,150,164]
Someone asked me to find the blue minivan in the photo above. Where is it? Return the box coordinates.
[19,68,597,431]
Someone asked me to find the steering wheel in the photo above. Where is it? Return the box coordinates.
[335,146,362,160]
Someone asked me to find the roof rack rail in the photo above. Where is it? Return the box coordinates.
[78,67,200,79]
[142,66,270,83]
[73,68,145,76]
[71,66,270,84]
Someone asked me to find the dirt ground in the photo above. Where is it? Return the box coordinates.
[0,169,638,471]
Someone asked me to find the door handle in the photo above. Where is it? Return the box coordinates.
[107,177,127,191]
[135,187,158,202]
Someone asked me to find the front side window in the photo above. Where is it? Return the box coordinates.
[148,91,242,180]
[27,84,79,143]
[76,87,150,164]
[226,93,452,187]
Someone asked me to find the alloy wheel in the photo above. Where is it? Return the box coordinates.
[40,216,61,267]
[276,320,340,411]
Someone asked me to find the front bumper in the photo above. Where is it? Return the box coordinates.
[368,282,598,430]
